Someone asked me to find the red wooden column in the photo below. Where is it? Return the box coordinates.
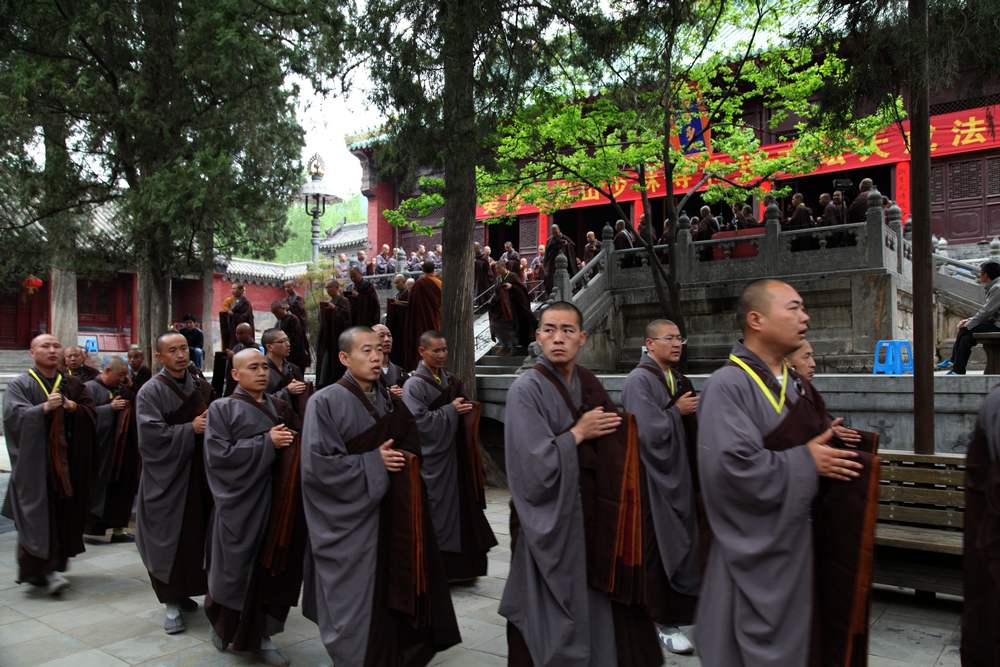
[894,160,911,222]
[537,213,549,247]
[130,272,139,344]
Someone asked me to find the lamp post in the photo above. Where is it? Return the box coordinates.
[302,154,339,264]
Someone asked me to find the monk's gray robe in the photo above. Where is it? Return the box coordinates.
[498,356,617,666]
[402,362,461,553]
[3,373,61,559]
[381,360,406,388]
[135,371,204,582]
[84,380,116,521]
[204,388,280,614]
[300,378,392,666]
[694,342,818,667]
[621,356,700,597]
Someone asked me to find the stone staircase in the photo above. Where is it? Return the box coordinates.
[0,349,30,375]
[475,350,525,376]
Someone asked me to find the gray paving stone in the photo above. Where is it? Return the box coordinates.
[37,648,130,667]
[101,628,203,664]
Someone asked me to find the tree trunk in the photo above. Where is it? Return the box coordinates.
[909,0,934,454]
[201,222,215,362]
[138,259,152,364]
[440,0,478,393]
[41,118,78,346]
[660,30,686,339]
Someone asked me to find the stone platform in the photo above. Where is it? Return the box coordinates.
[0,478,963,667]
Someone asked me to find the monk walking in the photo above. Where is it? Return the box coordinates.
[83,357,136,544]
[402,332,497,582]
[500,302,661,666]
[373,323,407,396]
[2,334,97,595]
[204,349,306,665]
[301,326,460,666]
[621,320,701,655]
[402,261,442,370]
[316,279,352,388]
[696,279,878,666]
[136,332,214,634]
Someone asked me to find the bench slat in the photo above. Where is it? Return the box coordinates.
[875,524,963,555]
[880,466,965,486]
[879,451,966,466]
[878,505,964,529]
[879,485,964,506]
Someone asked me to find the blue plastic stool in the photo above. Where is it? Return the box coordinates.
[82,336,99,354]
[873,340,913,375]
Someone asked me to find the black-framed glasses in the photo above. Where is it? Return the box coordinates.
[649,336,687,344]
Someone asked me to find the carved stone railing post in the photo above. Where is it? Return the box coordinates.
[554,253,572,302]
[887,203,903,273]
[602,222,615,288]
[763,202,782,274]
[676,212,691,283]
[866,188,887,269]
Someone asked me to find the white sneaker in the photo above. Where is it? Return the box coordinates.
[46,572,70,596]
[657,626,694,655]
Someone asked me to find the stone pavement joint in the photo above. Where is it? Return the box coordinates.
[0,487,962,666]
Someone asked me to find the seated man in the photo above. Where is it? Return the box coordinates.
[940,261,1000,374]
[178,316,205,370]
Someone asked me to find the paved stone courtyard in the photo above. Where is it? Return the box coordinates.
[0,482,963,666]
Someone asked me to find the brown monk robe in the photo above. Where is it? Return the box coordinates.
[962,386,1000,665]
[226,282,256,346]
[541,224,578,296]
[500,303,661,667]
[271,300,311,371]
[301,327,460,665]
[204,349,306,665]
[2,334,97,594]
[127,345,152,393]
[696,280,879,667]
[83,357,139,544]
[261,327,313,418]
[62,345,99,383]
[402,261,443,371]
[316,279,352,388]
[136,332,215,635]
[402,333,497,582]
[473,243,492,298]
[348,266,381,328]
[385,296,408,368]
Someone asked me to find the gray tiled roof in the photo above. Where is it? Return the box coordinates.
[319,222,369,251]
[223,258,310,283]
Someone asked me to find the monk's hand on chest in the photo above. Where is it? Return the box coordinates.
[192,410,208,434]
[380,439,404,471]
[269,424,294,449]
[570,407,622,445]
[674,392,698,416]
[807,419,863,482]
[43,392,64,413]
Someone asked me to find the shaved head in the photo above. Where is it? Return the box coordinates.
[236,323,253,334]
[736,279,785,332]
[156,332,186,352]
[233,347,265,370]
[30,334,60,351]
[372,323,390,336]
[644,319,678,339]
[103,357,127,372]
[339,326,374,354]
[419,330,444,348]
[539,301,583,329]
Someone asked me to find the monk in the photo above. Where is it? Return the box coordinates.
[542,224,577,296]
[83,357,135,544]
[271,300,311,371]
[696,279,879,666]
[385,283,409,368]
[347,267,381,327]
[127,344,152,392]
[488,262,536,354]
[204,349,306,666]
[63,345,99,383]
[226,282,255,348]
[402,332,497,582]
[402,261,442,370]
[373,323,407,397]
[223,322,259,396]
[301,326,461,665]
[261,328,309,411]
[136,332,214,634]
[621,320,701,655]
[2,334,96,595]
[500,302,662,666]
[474,242,492,297]
[282,279,308,325]
[316,279,352,388]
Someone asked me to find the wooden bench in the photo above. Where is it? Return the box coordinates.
[873,450,965,597]
[973,331,1000,374]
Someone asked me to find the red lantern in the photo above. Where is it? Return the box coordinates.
[22,275,43,297]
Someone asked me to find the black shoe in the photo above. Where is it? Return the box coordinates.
[83,534,108,545]
[109,532,135,544]
[179,597,199,612]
